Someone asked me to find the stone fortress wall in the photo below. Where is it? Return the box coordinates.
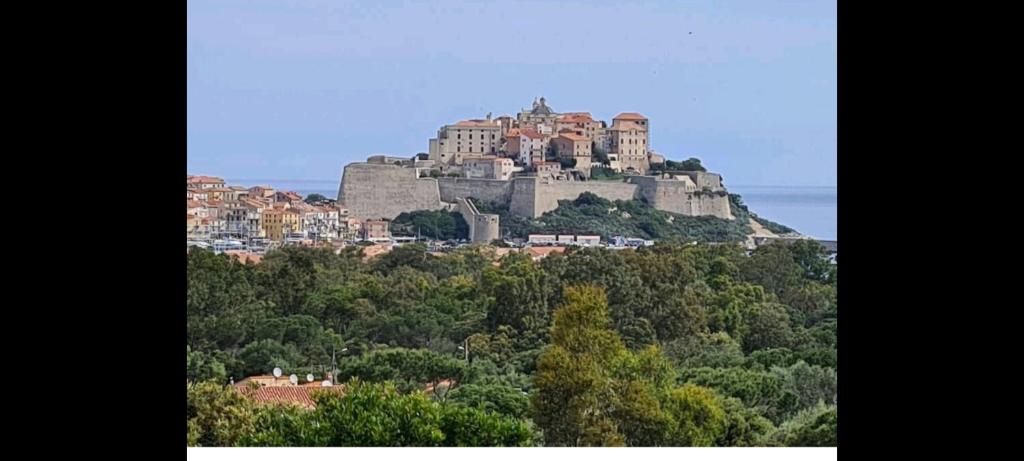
[337,163,443,220]
[339,161,732,223]
[454,197,500,243]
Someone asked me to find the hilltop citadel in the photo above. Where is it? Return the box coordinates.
[339,97,734,243]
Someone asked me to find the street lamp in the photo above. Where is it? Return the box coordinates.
[331,346,349,385]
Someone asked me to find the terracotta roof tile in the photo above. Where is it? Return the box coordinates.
[454,119,499,128]
[557,112,594,123]
[521,130,545,140]
[237,385,344,409]
[557,133,589,142]
[614,112,648,120]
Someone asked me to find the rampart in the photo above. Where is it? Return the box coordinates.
[438,178,514,205]
[455,197,500,243]
[337,163,442,220]
[338,162,732,222]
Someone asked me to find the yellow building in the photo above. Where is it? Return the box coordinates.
[262,209,285,241]
[283,209,300,237]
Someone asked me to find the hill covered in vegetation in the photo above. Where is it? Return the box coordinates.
[475,192,794,242]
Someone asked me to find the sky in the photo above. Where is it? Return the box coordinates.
[188,0,836,187]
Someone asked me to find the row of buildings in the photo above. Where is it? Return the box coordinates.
[427,97,664,179]
[186,175,392,244]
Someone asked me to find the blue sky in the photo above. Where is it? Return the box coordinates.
[188,0,836,187]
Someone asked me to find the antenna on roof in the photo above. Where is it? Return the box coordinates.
[321,380,333,387]
[289,374,298,385]
[307,373,315,383]
[272,367,282,378]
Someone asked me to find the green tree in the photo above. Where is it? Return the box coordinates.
[187,345,227,384]
[716,396,775,447]
[447,383,530,419]
[664,332,746,369]
[532,286,626,446]
[391,210,469,240]
[304,193,328,204]
[481,253,551,347]
[665,157,707,172]
[238,339,303,377]
[742,302,795,353]
[336,348,468,395]
[187,382,259,447]
[763,402,837,446]
[662,384,727,446]
[245,380,533,447]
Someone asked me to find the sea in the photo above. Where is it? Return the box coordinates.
[227,179,837,241]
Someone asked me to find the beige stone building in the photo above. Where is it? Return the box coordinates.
[429,116,502,166]
[551,133,593,178]
[248,186,276,200]
[554,112,606,143]
[463,155,515,180]
[362,219,391,241]
[534,161,562,179]
[609,112,650,174]
[187,175,225,189]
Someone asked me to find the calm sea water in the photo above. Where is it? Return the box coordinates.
[227,179,837,240]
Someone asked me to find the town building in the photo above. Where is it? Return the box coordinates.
[187,175,225,189]
[551,132,593,177]
[428,116,503,166]
[224,199,266,238]
[510,129,547,166]
[463,155,514,180]
[362,219,391,241]
[248,186,276,200]
[554,112,606,145]
[274,190,303,204]
[608,112,651,174]
[534,161,562,179]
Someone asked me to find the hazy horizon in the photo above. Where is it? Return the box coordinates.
[188,0,836,187]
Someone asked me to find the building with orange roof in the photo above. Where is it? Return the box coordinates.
[275,190,303,204]
[551,132,594,177]
[248,185,276,200]
[187,175,225,189]
[554,111,607,148]
[236,383,344,410]
[495,115,517,138]
[509,129,548,166]
[429,114,502,166]
[189,189,209,201]
[609,112,651,174]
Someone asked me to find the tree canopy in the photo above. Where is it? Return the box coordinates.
[187,238,837,446]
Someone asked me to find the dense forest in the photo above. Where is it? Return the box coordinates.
[187,240,837,446]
